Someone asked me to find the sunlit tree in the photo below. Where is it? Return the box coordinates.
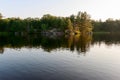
[76,11,93,33]
[67,19,73,30]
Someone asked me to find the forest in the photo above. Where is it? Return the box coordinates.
[1,12,120,34]
[0,12,92,34]
[92,19,120,33]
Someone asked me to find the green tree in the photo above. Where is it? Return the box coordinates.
[67,19,73,30]
[41,24,48,31]
[76,12,93,33]
[0,13,2,19]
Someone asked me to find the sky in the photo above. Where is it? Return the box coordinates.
[0,0,120,20]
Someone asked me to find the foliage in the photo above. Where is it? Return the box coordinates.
[67,19,73,30]
[76,12,93,33]
[93,19,120,33]
[0,12,93,33]
[0,13,2,19]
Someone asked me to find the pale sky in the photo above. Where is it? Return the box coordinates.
[0,0,120,20]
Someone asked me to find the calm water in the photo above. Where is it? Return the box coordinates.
[0,33,120,80]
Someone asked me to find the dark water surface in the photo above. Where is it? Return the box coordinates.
[0,33,120,80]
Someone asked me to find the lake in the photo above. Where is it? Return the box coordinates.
[0,33,120,80]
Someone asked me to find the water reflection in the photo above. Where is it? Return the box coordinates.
[65,34,92,54]
[1,33,120,80]
[93,33,120,45]
[0,33,120,54]
[0,33,92,54]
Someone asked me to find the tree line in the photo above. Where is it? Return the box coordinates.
[0,12,93,34]
[92,18,120,33]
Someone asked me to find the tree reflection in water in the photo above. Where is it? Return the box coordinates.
[1,33,120,54]
[0,33,92,54]
[65,34,92,55]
